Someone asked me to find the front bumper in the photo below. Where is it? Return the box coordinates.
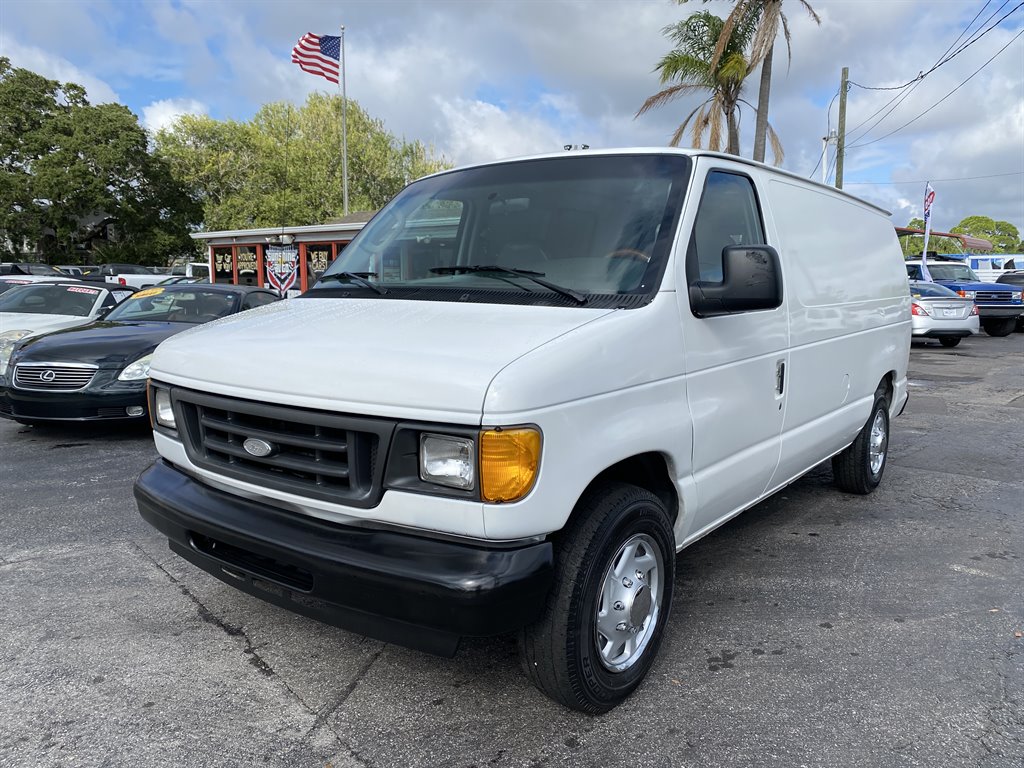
[0,371,147,422]
[134,460,554,656]
[976,305,1023,319]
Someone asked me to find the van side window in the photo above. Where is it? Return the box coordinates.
[688,171,765,283]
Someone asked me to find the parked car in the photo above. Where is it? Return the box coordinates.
[0,284,280,424]
[79,264,155,283]
[908,279,979,347]
[995,271,1024,331]
[0,281,136,381]
[132,148,911,713]
[905,258,1024,336]
[0,262,64,276]
[156,276,206,286]
[0,275,83,296]
[55,265,100,278]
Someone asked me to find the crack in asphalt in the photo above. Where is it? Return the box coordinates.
[130,542,385,767]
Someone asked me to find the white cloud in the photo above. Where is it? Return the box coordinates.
[437,98,567,165]
[141,98,208,133]
[0,35,119,104]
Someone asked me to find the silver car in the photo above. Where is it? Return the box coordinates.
[910,280,979,347]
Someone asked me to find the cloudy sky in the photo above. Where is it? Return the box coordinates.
[2,0,1022,235]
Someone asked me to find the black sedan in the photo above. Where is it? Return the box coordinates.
[0,284,279,425]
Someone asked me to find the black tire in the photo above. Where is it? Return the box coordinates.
[833,393,889,495]
[981,318,1016,337]
[518,482,675,714]
[938,337,961,348]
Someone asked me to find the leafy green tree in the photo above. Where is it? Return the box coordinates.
[0,57,200,264]
[951,216,1021,254]
[156,94,449,231]
[637,10,774,158]
[900,218,961,256]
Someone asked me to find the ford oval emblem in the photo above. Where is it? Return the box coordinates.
[242,437,276,458]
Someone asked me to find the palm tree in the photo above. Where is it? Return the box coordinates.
[637,10,782,161]
[636,12,749,154]
[705,0,820,163]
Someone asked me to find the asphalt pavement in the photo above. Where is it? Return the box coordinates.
[1,333,1021,768]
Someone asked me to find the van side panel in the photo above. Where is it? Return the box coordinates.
[764,178,910,488]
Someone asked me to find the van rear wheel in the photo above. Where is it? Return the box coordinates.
[518,482,675,714]
[833,394,889,494]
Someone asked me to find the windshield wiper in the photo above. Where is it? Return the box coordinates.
[429,265,588,305]
[317,271,388,295]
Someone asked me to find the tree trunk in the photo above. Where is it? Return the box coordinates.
[726,107,740,155]
[753,45,774,163]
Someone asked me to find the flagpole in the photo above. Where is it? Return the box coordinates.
[340,24,349,216]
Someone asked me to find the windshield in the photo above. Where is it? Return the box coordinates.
[909,281,959,298]
[908,263,979,281]
[104,288,238,323]
[0,283,101,316]
[312,154,691,307]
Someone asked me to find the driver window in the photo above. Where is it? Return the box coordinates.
[689,171,765,283]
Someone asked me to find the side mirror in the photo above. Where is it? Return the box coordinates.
[688,245,782,318]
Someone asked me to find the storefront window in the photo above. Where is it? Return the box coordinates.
[212,247,233,284]
[236,245,259,286]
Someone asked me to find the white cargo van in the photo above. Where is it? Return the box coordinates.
[135,149,910,713]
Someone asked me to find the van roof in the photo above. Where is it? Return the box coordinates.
[419,147,892,217]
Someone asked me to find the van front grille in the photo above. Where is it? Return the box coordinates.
[174,390,395,508]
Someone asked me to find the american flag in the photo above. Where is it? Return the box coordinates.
[291,33,341,84]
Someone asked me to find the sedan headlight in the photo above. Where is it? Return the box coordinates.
[420,433,475,490]
[118,354,153,381]
[0,329,32,376]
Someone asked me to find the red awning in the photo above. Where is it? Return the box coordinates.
[894,227,993,252]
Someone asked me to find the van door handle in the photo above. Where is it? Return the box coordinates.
[775,360,786,396]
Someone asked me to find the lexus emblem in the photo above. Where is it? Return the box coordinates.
[242,437,276,458]
[40,370,56,382]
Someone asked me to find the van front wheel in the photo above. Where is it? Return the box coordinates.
[833,395,889,494]
[518,482,675,714]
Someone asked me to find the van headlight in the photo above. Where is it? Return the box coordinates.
[0,329,32,377]
[118,354,153,381]
[420,433,475,489]
[151,386,176,430]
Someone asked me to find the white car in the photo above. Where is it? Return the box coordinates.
[0,281,134,376]
[0,275,77,296]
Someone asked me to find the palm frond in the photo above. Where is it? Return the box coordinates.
[766,122,785,165]
[708,102,724,151]
[636,82,706,117]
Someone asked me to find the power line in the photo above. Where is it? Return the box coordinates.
[847,0,1019,92]
[844,171,1024,185]
[847,28,1023,150]
[808,88,840,179]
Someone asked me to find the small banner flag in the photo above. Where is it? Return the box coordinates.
[291,33,341,84]
[920,182,935,282]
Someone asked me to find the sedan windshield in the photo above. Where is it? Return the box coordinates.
[311,154,691,307]
[0,283,101,316]
[104,288,238,323]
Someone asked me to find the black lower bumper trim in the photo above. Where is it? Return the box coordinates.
[134,460,554,656]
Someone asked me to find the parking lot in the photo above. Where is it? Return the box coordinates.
[1,334,1021,768]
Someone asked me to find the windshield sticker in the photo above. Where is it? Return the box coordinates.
[133,287,165,298]
[67,286,100,294]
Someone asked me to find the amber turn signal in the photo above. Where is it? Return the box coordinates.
[479,427,541,503]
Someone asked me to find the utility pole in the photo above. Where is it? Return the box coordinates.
[835,67,849,190]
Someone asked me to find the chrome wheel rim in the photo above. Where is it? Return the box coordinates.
[594,533,664,672]
[869,410,888,476]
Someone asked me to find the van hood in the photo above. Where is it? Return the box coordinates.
[151,298,614,419]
